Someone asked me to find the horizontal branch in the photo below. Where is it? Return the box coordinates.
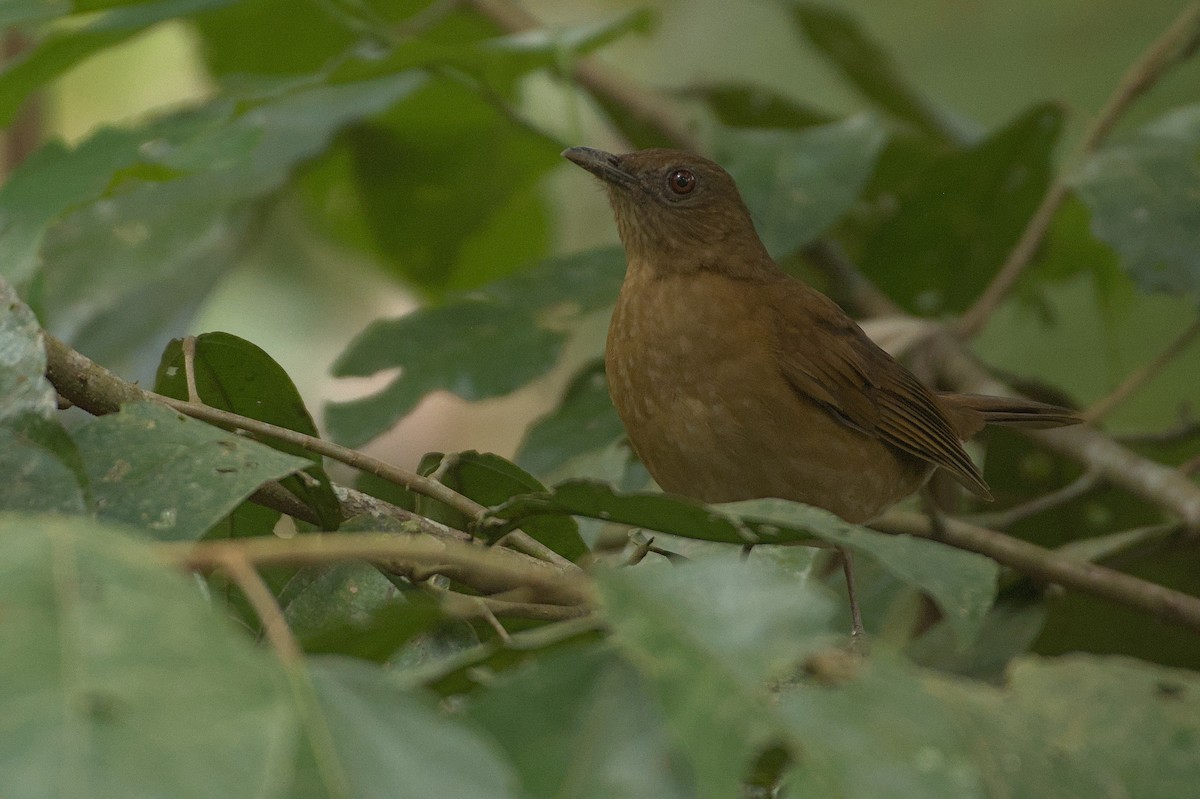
[159,533,592,607]
[875,510,1200,633]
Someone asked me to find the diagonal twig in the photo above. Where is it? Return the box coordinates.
[955,3,1200,338]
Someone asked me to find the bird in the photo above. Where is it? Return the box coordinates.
[563,145,1081,635]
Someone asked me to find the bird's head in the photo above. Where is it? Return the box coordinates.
[563,147,771,275]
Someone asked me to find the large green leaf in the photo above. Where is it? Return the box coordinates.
[598,555,836,799]
[28,72,426,376]
[154,332,341,529]
[441,451,587,561]
[70,402,310,540]
[306,658,519,799]
[786,2,965,145]
[860,102,1064,314]
[515,360,625,478]
[0,280,87,513]
[327,248,624,446]
[725,499,998,647]
[0,0,237,127]
[717,114,889,258]
[1074,104,1200,300]
[0,278,60,422]
[684,82,835,130]
[468,646,693,799]
[330,80,559,294]
[781,651,1200,797]
[780,652,990,797]
[488,483,997,645]
[0,513,297,799]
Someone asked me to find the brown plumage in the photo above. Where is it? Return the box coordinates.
[564,146,1080,524]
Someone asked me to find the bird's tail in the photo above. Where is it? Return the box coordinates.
[939,392,1083,431]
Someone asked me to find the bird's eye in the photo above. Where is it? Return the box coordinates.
[667,168,696,195]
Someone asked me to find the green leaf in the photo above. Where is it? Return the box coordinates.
[925,655,1200,797]
[0,513,296,798]
[992,656,1200,797]
[154,332,342,529]
[315,80,559,295]
[488,483,996,645]
[327,248,625,447]
[907,592,1047,681]
[332,8,656,99]
[684,82,835,130]
[515,360,625,478]
[598,555,836,799]
[725,499,998,646]
[0,280,88,512]
[468,646,693,799]
[328,300,564,448]
[442,451,587,561]
[485,480,819,546]
[191,0,364,76]
[1074,104,1200,300]
[0,129,147,286]
[787,2,964,145]
[0,420,88,514]
[279,560,444,663]
[0,0,237,128]
[33,72,427,375]
[307,657,519,798]
[860,102,1063,315]
[0,278,60,422]
[717,114,889,257]
[780,652,988,797]
[70,402,311,540]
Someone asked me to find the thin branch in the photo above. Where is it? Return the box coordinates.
[955,3,1200,338]
[926,331,1200,531]
[41,332,577,572]
[216,550,304,665]
[159,532,592,607]
[1084,319,1200,423]
[1056,521,1188,566]
[963,470,1102,530]
[466,0,702,151]
[427,583,591,621]
[331,483,473,541]
[874,510,1200,633]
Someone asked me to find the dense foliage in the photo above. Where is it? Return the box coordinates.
[2,1,1199,796]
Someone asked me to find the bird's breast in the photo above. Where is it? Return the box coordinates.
[605,268,930,522]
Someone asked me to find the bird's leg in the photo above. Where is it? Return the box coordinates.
[838,547,865,638]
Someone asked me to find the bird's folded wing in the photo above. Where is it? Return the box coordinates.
[771,286,991,499]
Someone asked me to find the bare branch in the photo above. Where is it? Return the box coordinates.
[875,510,1200,634]
[159,533,592,608]
[963,471,1102,530]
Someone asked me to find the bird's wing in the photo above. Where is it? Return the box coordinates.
[771,284,991,499]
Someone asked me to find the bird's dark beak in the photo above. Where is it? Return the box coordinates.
[562,146,637,189]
